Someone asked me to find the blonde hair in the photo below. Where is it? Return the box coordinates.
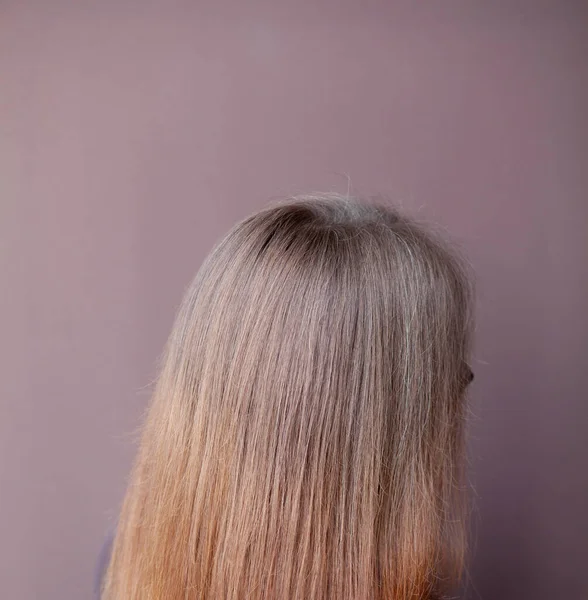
[102,194,474,600]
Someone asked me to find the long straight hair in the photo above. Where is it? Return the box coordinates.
[102,194,474,600]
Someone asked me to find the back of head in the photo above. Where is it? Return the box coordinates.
[103,194,474,600]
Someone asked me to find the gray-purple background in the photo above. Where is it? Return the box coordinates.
[1,2,587,599]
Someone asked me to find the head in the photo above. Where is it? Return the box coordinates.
[103,194,474,600]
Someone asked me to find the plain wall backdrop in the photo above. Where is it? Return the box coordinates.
[1,2,587,599]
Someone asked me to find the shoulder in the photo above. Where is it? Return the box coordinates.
[93,529,115,598]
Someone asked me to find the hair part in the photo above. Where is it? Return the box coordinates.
[103,194,474,600]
